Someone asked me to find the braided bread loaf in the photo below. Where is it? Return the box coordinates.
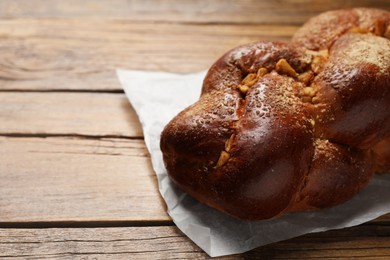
[160,8,390,220]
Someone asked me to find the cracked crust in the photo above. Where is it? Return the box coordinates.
[160,8,390,220]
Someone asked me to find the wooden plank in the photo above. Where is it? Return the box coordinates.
[375,214,390,222]
[0,224,389,259]
[0,227,206,259]
[251,224,390,259]
[0,136,389,226]
[0,0,388,25]
[0,19,297,90]
[0,92,142,137]
[0,136,169,223]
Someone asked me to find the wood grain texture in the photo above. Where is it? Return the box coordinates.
[0,0,389,24]
[0,224,389,259]
[0,92,142,137]
[0,19,296,90]
[0,136,169,223]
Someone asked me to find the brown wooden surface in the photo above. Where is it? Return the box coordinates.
[1,1,389,259]
[0,0,389,24]
[0,137,169,224]
[0,93,142,136]
[0,19,295,90]
[0,224,389,259]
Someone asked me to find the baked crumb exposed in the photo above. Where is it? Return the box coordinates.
[215,134,236,168]
[311,55,328,74]
[299,86,317,104]
[216,151,230,168]
[349,27,370,34]
[238,67,269,97]
[225,133,235,152]
[241,73,257,87]
[257,67,268,77]
[298,71,314,85]
[239,85,249,95]
[275,59,298,77]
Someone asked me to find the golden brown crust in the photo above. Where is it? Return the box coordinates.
[291,140,375,211]
[291,8,390,50]
[312,33,390,148]
[160,8,390,220]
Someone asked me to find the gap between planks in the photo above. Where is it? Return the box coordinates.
[0,133,143,140]
[0,89,124,93]
[0,220,174,229]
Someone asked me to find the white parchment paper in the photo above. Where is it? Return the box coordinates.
[117,69,390,257]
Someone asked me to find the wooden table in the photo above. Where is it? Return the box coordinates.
[1,1,389,259]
